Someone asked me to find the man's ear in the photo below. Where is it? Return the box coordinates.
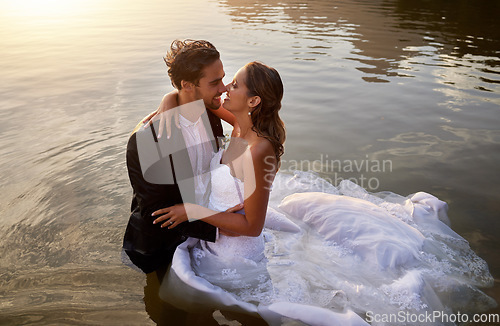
[181,80,195,91]
[248,96,261,108]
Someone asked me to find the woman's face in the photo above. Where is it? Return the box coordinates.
[223,66,251,113]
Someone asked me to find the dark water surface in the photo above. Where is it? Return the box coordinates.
[0,0,499,324]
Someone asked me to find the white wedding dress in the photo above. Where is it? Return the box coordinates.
[159,150,496,326]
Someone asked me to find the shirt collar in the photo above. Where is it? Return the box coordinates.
[179,113,202,128]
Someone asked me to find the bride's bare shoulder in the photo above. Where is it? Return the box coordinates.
[248,138,275,164]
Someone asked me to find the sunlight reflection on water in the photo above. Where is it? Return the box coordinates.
[0,0,499,323]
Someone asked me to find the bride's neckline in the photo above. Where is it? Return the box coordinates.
[218,150,243,183]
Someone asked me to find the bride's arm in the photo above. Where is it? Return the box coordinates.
[209,107,235,126]
[142,90,180,139]
[209,107,240,137]
[152,141,277,236]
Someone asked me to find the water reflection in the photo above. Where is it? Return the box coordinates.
[373,125,500,167]
[220,0,500,85]
[0,0,499,323]
[372,124,500,237]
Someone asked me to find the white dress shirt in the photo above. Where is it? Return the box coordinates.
[178,113,213,208]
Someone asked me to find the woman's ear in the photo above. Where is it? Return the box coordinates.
[248,96,261,108]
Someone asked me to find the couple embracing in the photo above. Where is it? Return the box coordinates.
[123,39,285,293]
[123,39,300,324]
[122,39,496,326]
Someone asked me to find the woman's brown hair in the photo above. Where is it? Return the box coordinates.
[245,61,286,167]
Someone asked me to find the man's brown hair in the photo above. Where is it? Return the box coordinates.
[163,39,220,90]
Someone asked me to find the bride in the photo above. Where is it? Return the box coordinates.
[148,62,496,325]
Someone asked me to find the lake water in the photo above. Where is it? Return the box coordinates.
[0,0,499,324]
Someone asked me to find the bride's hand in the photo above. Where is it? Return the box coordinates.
[143,91,180,139]
[152,202,245,230]
[225,203,244,213]
[152,203,190,229]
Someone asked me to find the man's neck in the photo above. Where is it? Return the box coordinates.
[178,92,205,123]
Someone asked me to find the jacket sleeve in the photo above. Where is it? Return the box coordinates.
[126,132,216,243]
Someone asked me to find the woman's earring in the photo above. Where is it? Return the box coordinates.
[248,111,251,116]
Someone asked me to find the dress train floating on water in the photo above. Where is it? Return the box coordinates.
[159,170,496,325]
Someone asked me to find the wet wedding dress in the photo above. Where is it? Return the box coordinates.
[159,150,496,325]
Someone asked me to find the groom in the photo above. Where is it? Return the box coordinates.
[123,40,227,275]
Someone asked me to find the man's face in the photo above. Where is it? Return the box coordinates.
[194,59,226,110]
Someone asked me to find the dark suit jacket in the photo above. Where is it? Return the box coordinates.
[123,109,223,274]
